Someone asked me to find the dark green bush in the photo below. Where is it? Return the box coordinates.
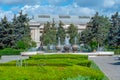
[0,59,91,67]
[63,75,91,80]
[0,48,23,55]
[26,59,91,67]
[0,54,106,80]
[29,54,88,60]
[0,65,104,80]
[0,63,16,66]
[114,49,120,55]
[16,40,28,49]
[27,54,90,67]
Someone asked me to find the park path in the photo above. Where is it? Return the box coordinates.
[89,56,120,80]
[0,55,29,63]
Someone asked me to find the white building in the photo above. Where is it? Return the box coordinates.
[29,15,91,47]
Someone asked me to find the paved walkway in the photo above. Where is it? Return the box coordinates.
[0,55,29,63]
[89,55,120,80]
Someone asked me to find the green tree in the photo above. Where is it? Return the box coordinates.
[56,21,66,45]
[13,11,30,41]
[13,11,36,49]
[108,12,120,48]
[42,20,57,45]
[81,12,111,50]
[0,16,14,49]
[67,24,78,45]
[42,22,51,45]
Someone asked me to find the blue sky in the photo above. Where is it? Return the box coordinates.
[0,0,119,20]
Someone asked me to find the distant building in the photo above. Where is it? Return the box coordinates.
[29,15,91,47]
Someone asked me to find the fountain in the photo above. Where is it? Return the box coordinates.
[64,36,71,52]
[72,37,78,52]
[56,37,62,52]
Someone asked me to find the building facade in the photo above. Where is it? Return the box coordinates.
[29,15,91,47]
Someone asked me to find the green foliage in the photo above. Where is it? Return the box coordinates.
[0,59,91,67]
[0,65,104,80]
[114,49,120,55]
[29,54,88,59]
[81,12,111,49]
[42,21,57,45]
[16,37,36,49]
[67,24,78,45]
[56,21,66,45]
[0,54,106,80]
[0,48,23,55]
[24,54,90,67]
[64,75,91,80]
[0,16,15,49]
[108,12,120,48]
[12,11,30,42]
[89,40,98,51]
[80,44,92,52]
[0,10,34,50]
[16,40,28,49]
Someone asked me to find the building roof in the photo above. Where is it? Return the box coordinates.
[29,15,91,25]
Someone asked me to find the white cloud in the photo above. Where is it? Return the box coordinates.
[0,9,14,21]
[0,0,41,5]
[103,0,115,8]
[1,0,119,20]
[0,0,19,4]
[20,4,95,16]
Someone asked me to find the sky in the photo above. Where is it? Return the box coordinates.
[0,0,120,20]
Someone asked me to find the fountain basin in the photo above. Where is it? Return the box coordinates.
[21,51,37,56]
[56,45,62,51]
[72,44,78,52]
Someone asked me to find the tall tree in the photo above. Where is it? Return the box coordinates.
[0,16,14,49]
[13,11,30,41]
[42,19,57,45]
[108,12,120,48]
[81,12,111,50]
[67,24,78,45]
[56,21,66,45]
[13,11,35,49]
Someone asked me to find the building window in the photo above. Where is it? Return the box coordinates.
[40,31,43,33]
[39,28,43,30]
[38,15,50,18]
[79,16,90,19]
[59,16,70,18]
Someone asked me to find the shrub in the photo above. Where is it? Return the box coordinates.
[0,65,104,80]
[16,41,28,49]
[88,41,98,52]
[0,48,23,55]
[63,75,91,80]
[114,49,120,55]
[0,54,106,80]
[26,59,91,67]
[29,54,88,60]
[0,58,91,67]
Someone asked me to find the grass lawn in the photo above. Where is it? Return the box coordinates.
[0,54,108,80]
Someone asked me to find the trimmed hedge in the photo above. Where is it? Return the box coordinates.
[0,48,23,55]
[0,60,91,67]
[0,54,107,80]
[114,49,120,55]
[0,65,104,80]
[29,54,88,60]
